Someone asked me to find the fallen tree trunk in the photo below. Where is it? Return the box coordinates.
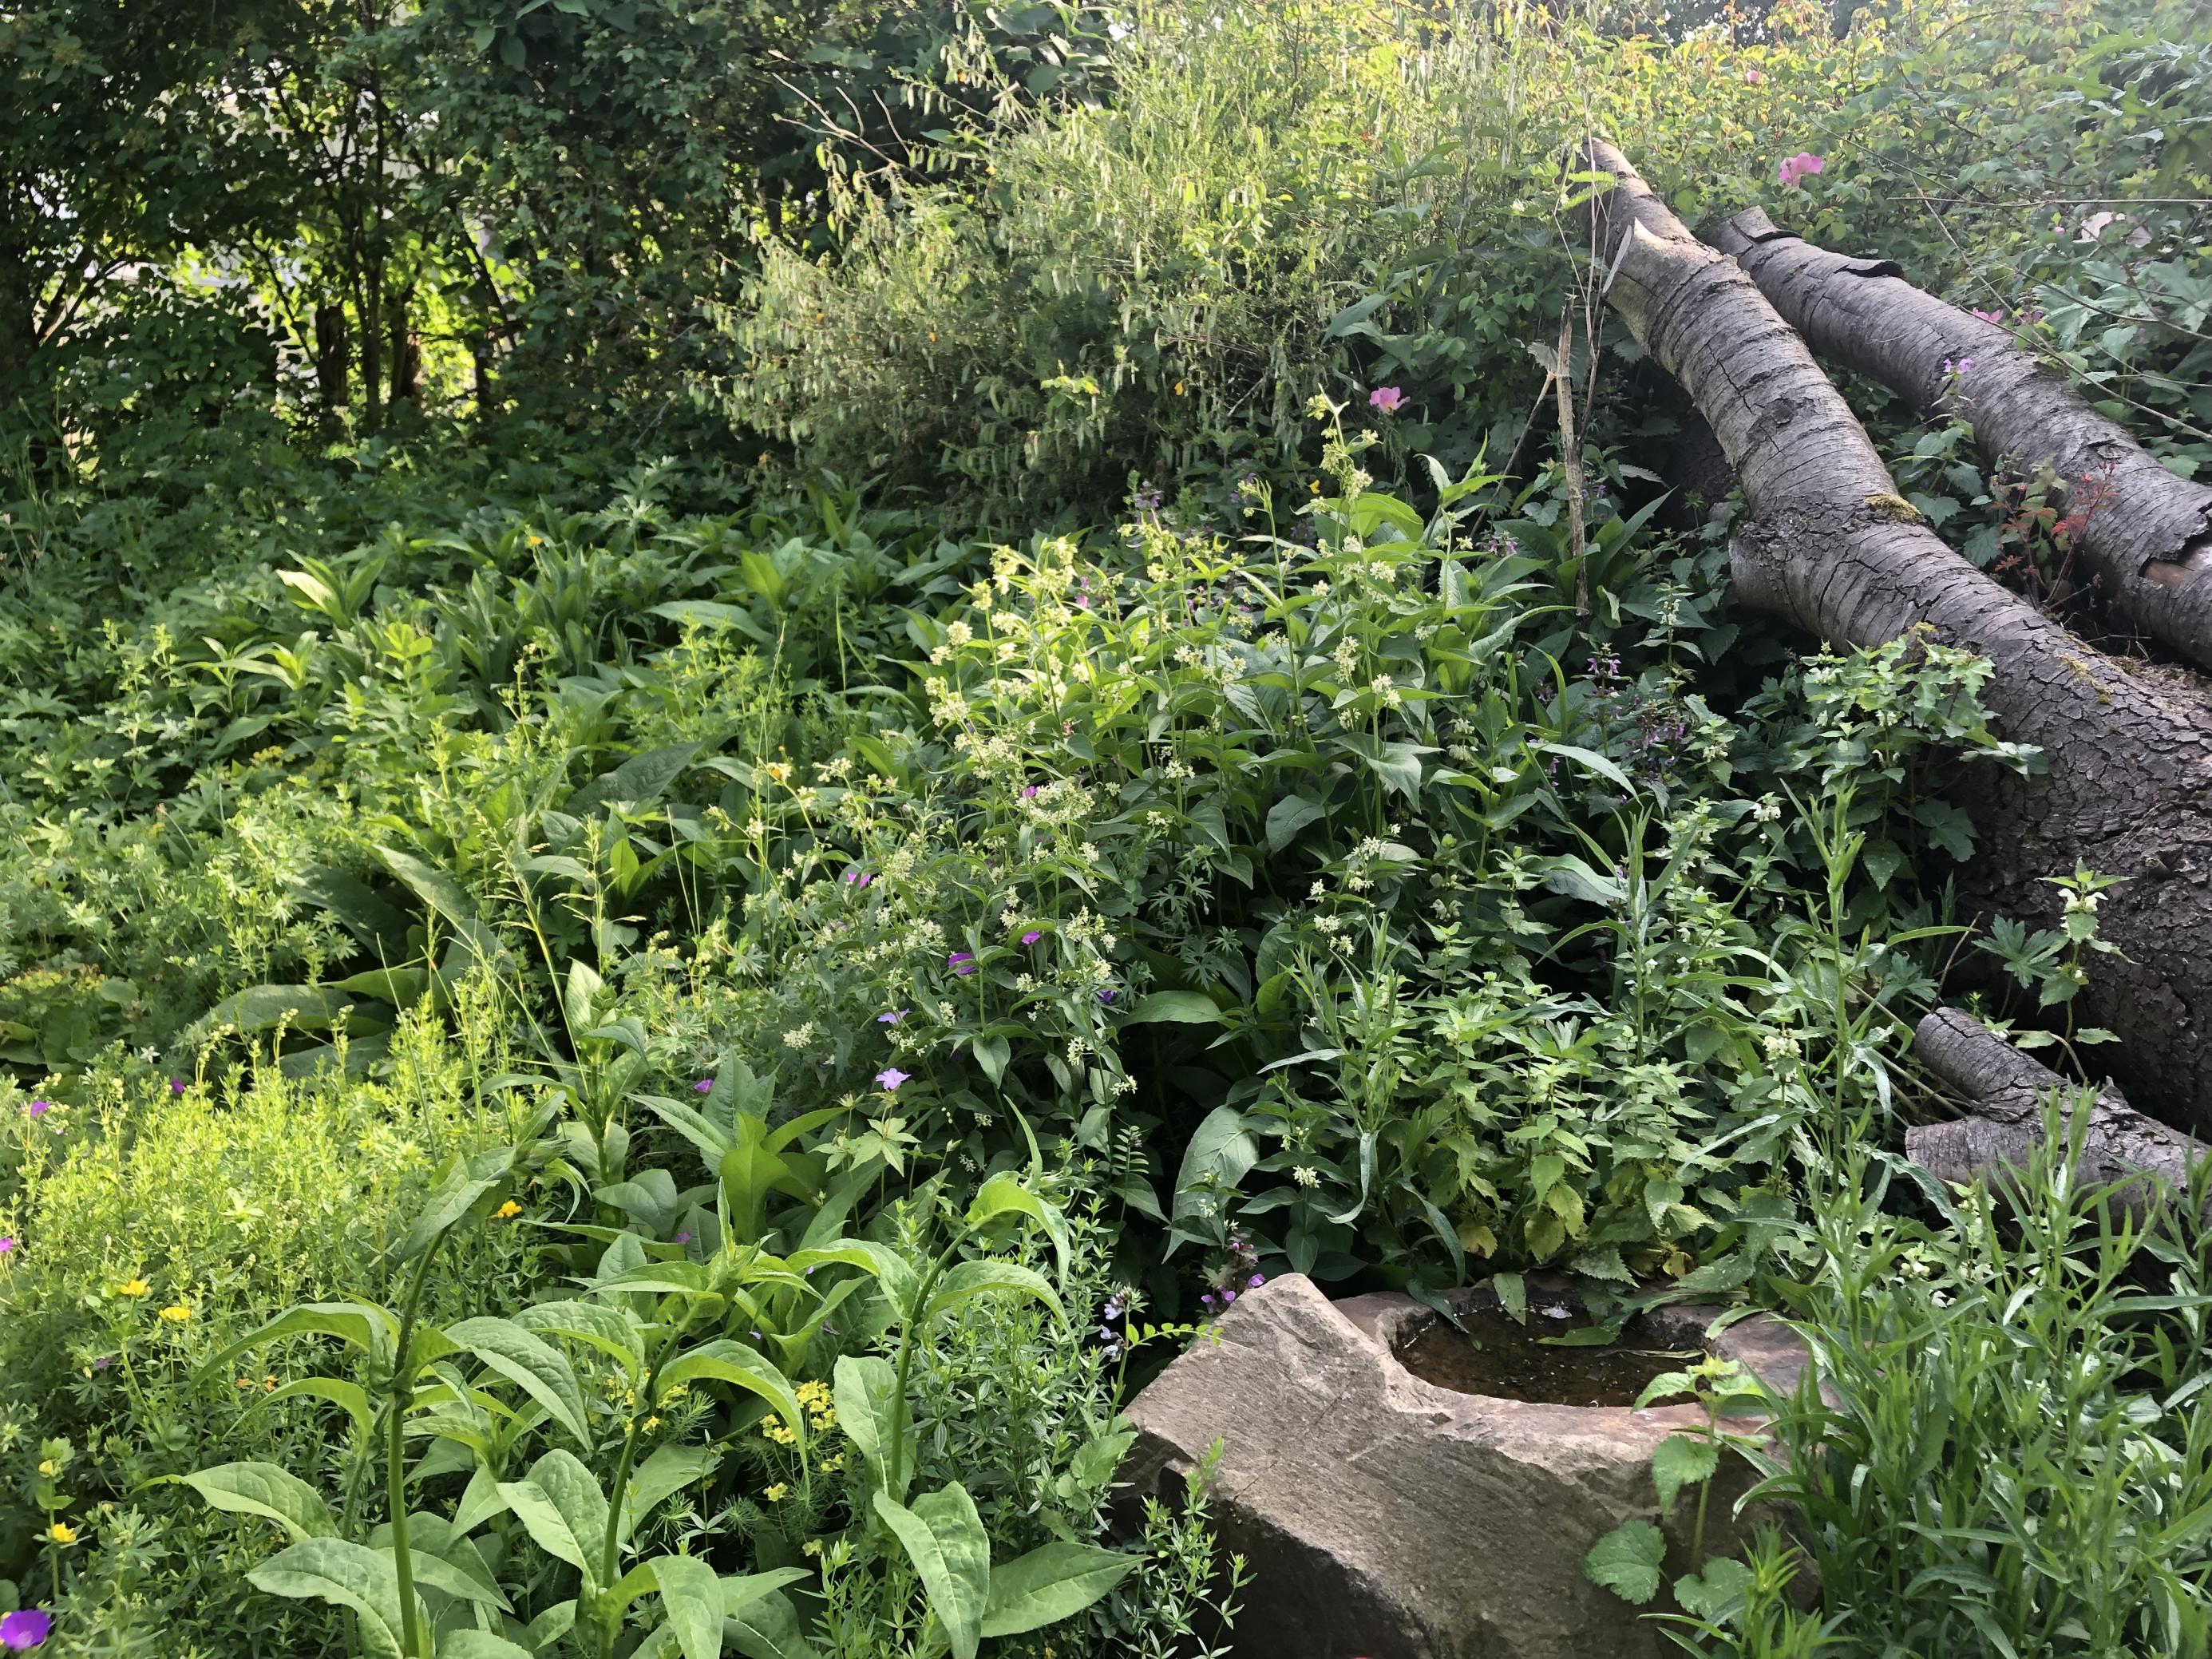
[1909,1008,2207,1218]
[1574,140,2212,1132]
[1711,207,2212,672]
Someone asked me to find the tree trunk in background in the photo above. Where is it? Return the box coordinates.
[1711,208,2212,674]
[1910,1008,2209,1219]
[1574,139,2212,1132]
[315,303,350,422]
[390,287,419,408]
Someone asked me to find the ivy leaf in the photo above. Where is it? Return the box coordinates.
[1651,1433,1721,1516]
[1581,1519,1666,1605]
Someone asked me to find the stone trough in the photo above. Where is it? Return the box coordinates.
[1122,1273,1812,1659]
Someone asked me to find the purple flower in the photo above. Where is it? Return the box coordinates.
[1098,988,1117,1004]
[878,1009,908,1025]
[1221,1289,1237,1305]
[1248,1273,1266,1289]
[0,1610,52,1650]
[875,1067,910,1091]
[1022,785,1040,798]
[0,1237,13,1257]
[24,1100,50,1118]
[92,1354,109,1371]
[1367,386,1406,415]
[842,868,873,887]
[1021,930,1043,945]
[694,1078,714,1094]
[948,952,977,976]
[168,1078,187,1095]
[1777,151,1825,188]
[675,1231,693,1245]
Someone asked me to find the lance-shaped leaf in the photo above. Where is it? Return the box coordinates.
[873,1485,991,1659]
[439,1633,537,1659]
[499,1451,610,1592]
[657,1340,805,1445]
[924,1260,1064,1325]
[514,1298,648,1383]
[965,1173,1071,1283]
[980,1541,1138,1637]
[180,1462,336,1543]
[648,1554,723,1659]
[619,1444,722,1544]
[401,1145,517,1261]
[445,1317,594,1446]
[198,1301,398,1381]
[248,1537,413,1659]
[833,1355,900,1499]
[786,1240,916,1312]
[259,1375,376,1439]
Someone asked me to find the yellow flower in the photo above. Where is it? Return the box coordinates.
[1174,380,1185,395]
[764,1483,789,1503]
[528,533,544,546]
[643,1415,662,1432]
[48,1522,77,1545]
[802,1538,822,1558]
[157,1303,192,1323]
[493,1200,522,1220]
[117,1278,150,1298]
[38,1459,57,1477]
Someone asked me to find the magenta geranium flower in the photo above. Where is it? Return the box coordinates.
[168,1078,188,1095]
[1777,152,1825,188]
[1971,307,2004,324]
[1367,386,1406,414]
[24,1100,50,1117]
[878,1009,908,1025]
[693,1078,714,1094]
[1021,930,1043,944]
[0,1237,14,1257]
[875,1067,910,1091]
[0,1608,52,1649]
[948,952,977,976]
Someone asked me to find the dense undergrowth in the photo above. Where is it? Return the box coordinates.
[3,0,2211,1654]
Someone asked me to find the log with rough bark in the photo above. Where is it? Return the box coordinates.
[1909,1008,2208,1218]
[1711,207,2212,673]
[1572,139,2212,1132]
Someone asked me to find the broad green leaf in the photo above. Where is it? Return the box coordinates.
[449,1465,509,1537]
[721,1568,811,1619]
[392,1537,512,1610]
[446,1317,594,1446]
[1581,1519,1666,1605]
[439,1633,538,1659]
[500,1451,608,1589]
[1651,1433,1721,1516]
[260,1376,376,1439]
[1122,991,1222,1025]
[248,1537,412,1659]
[873,1485,991,1659]
[514,1299,648,1382]
[1534,741,1636,797]
[979,1541,1138,1637]
[1673,1555,1756,1621]
[376,845,480,932]
[788,1241,917,1310]
[1264,791,1328,852]
[566,742,701,815]
[199,1302,397,1380]
[401,1146,516,1261]
[639,1094,736,1169]
[649,1554,724,1659]
[180,1462,336,1543]
[657,1340,805,1443]
[204,984,365,1034]
[924,1260,1065,1324]
[620,1444,722,1542]
[965,1174,1072,1281]
[833,1355,900,1498]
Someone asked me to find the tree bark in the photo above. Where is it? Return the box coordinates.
[1909,1008,2208,1219]
[1711,207,2212,672]
[1574,140,2212,1132]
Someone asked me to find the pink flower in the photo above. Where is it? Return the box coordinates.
[0,1237,14,1257]
[1777,152,1825,188]
[842,868,873,887]
[1367,386,1406,414]
[694,1078,714,1093]
[1021,930,1043,944]
[24,1100,50,1117]
[875,1067,910,1091]
[1970,307,2004,325]
[1743,68,1765,85]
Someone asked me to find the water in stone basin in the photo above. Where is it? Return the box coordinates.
[1394,1296,1697,1408]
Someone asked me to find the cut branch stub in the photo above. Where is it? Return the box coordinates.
[1572,139,2212,1131]
[1909,1008,2209,1220]
[1713,207,2212,674]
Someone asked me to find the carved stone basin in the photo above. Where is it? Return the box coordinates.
[1122,1272,1810,1659]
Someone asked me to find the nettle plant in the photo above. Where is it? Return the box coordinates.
[176,1082,1130,1659]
